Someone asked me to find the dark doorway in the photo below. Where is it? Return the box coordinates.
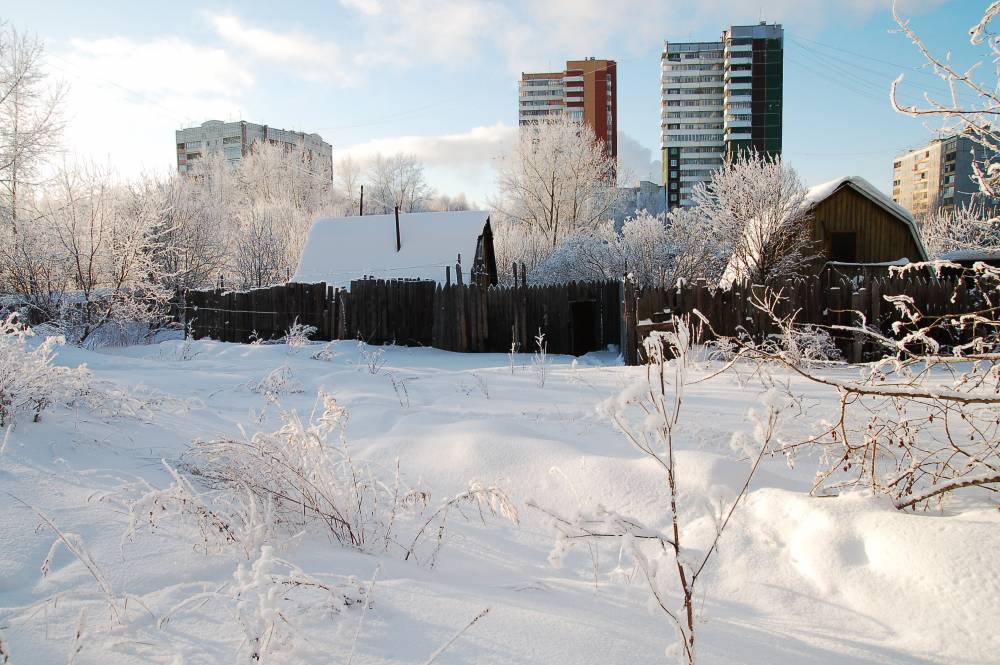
[571,301,597,356]
[830,232,858,263]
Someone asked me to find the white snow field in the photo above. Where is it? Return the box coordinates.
[0,338,997,664]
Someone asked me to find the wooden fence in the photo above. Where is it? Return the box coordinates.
[182,282,345,343]
[181,278,621,357]
[629,274,985,364]
[180,273,987,364]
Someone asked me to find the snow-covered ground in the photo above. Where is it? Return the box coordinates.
[0,338,997,664]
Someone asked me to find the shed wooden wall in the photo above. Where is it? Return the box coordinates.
[808,185,925,266]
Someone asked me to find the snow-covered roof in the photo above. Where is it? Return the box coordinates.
[292,210,490,288]
[803,175,929,261]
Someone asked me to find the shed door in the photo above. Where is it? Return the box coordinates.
[830,232,857,263]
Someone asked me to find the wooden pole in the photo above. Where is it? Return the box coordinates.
[360,185,364,216]
[395,206,401,252]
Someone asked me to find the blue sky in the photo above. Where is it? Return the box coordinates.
[4,0,987,203]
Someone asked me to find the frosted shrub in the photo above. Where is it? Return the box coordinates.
[233,545,366,663]
[533,329,548,388]
[531,319,779,664]
[705,269,1000,509]
[0,315,92,425]
[355,340,386,375]
[188,391,517,559]
[248,365,305,402]
[281,318,317,351]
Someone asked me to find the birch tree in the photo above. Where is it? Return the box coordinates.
[365,152,430,214]
[0,23,64,233]
[493,116,623,250]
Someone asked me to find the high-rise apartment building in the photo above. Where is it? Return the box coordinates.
[518,58,617,161]
[660,23,783,209]
[891,135,995,215]
[175,120,333,175]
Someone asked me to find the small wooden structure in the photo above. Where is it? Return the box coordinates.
[804,176,928,269]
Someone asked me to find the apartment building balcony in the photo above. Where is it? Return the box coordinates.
[724,81,752,94]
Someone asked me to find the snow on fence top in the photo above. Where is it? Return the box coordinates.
[292,210,491,288]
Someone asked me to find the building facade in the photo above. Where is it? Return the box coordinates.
[660,23,783,209]
[891,135,995,215]
[611,180,667,225]
[175,120,333,175]
[518,58,617,161]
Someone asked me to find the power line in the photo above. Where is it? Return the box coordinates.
[787,32,954,82]
[788,37,972,105]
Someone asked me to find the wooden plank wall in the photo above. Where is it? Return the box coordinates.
[180,273,982,365]
[182,277,622,356]
[631,274,981,364]
[182,282,343,343]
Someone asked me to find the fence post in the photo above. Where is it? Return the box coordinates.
[620,275,637,365]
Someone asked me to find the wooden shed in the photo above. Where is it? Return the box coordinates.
[804,176,928,269]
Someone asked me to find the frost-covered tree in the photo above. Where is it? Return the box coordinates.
[532,209,724,287]
[23,164,173,344]
[365,152,430,214]
[919,203,1000,258]
[493,116,623,250]
[531,221,623,284]
[692,151,813,286]
[147,174,228,291]
[0,23,65,232]
[333,154,366,216]
[491,219,553,285]
[424,191,472,212]
[233,202,291,289]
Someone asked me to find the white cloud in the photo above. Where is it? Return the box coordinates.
[617,131,661,184]
[333,123,517,202]
[207,13,354,84]
[202,0,950,86]
[339,0,382,16]
[50,36,253,177]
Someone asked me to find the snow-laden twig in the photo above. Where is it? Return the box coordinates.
[421,607,491,665]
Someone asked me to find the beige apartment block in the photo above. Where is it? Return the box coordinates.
[891,135,995,216]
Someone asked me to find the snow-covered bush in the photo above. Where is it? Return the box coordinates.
[530,210,725,288]
[355,341,386,375]
[232,545,366,662]
[693,150,814,287]
[281,318,317,350]
[187,391,517,558]
[248,365,305,402]
[0,314,91,425]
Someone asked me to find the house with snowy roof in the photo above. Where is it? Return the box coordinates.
[803,176,928,270]
[292,210,498,288]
